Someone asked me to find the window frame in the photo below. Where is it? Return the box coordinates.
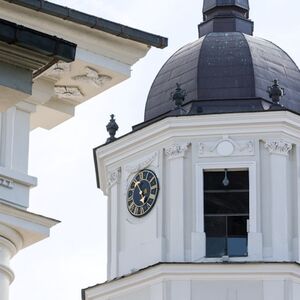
[195,161,258,261]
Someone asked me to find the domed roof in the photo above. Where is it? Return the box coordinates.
[143,0,300,123]
[144,32,300,121]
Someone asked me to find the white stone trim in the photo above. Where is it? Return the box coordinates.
[264,139,293,156]
[165,143,190,160]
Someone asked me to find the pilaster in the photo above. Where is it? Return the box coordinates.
[264,139,292,260]
[107,168,121,280]
[165,143,190,261]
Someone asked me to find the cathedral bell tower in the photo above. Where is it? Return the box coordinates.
[85,0,300,299]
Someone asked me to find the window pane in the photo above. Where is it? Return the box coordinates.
[204,171,249,190]
[205,216,226,237]
[227,237,248,256]
[228,216,248,236]
[204,192,249,214]
[206,237,227,257]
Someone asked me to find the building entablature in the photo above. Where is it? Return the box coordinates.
[95,110,300,190]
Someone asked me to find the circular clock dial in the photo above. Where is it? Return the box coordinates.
[127,169,159,217]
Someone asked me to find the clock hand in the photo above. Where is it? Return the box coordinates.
[134,181,145,203]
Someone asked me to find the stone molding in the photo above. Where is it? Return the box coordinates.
[264,139,292,156]
[107,168,121,189]
[165,143,190,159]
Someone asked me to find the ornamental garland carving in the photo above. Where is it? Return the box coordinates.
[72,67,112,87]
[165,143,190,159]
[264,140,292,156]
[46,62,71,78]
[55,86,83,99]
[107,168,121,189]
[198,136,255,157]
[125,152,158,174]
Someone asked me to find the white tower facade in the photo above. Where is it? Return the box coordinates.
[0,1,166,299]
[85,1,300,300]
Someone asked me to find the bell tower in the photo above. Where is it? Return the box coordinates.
[85,1,300,299]
[199,0,253,37]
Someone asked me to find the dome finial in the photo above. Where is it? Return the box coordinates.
[170,83,187,114]
[199,0,253,37]
[106,114,119,143]
[267,80,285,105]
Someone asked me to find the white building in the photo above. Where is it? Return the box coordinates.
[87,1,300,299]
[0,1,167,299]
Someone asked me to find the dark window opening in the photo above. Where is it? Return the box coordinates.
[204,170,249,258]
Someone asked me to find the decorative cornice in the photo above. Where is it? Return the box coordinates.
[264,140,292,156]
[72,67,112,87]
[0,177,14,189]
[165,143,190,159]
[55,86,83,99]
[107,168,121,189]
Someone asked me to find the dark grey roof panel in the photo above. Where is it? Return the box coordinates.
[145,38,204,121]
[4,0,168,49]
[203,0,249,12]
[0,17,76,62]
[197,32,255,99]
[144,32,300,122]
[245,34,300,113]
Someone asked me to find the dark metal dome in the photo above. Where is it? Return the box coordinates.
[144,32,300,122]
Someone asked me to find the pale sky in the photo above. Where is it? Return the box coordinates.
[9,1,300,300]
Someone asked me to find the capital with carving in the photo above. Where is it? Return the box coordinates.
[165,143,190,160]
[107,168,121,189]
[264,139,292,156]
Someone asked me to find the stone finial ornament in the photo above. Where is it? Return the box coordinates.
[170,83,187,110]
[267,79,285,104]
[106,114,119,143]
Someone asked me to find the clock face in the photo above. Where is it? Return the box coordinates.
[127,169,159,217]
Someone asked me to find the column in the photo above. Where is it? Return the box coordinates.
[106,167,121,280]
[0,224,23,300]
[165,143,190,261]
[265,139,292,260]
